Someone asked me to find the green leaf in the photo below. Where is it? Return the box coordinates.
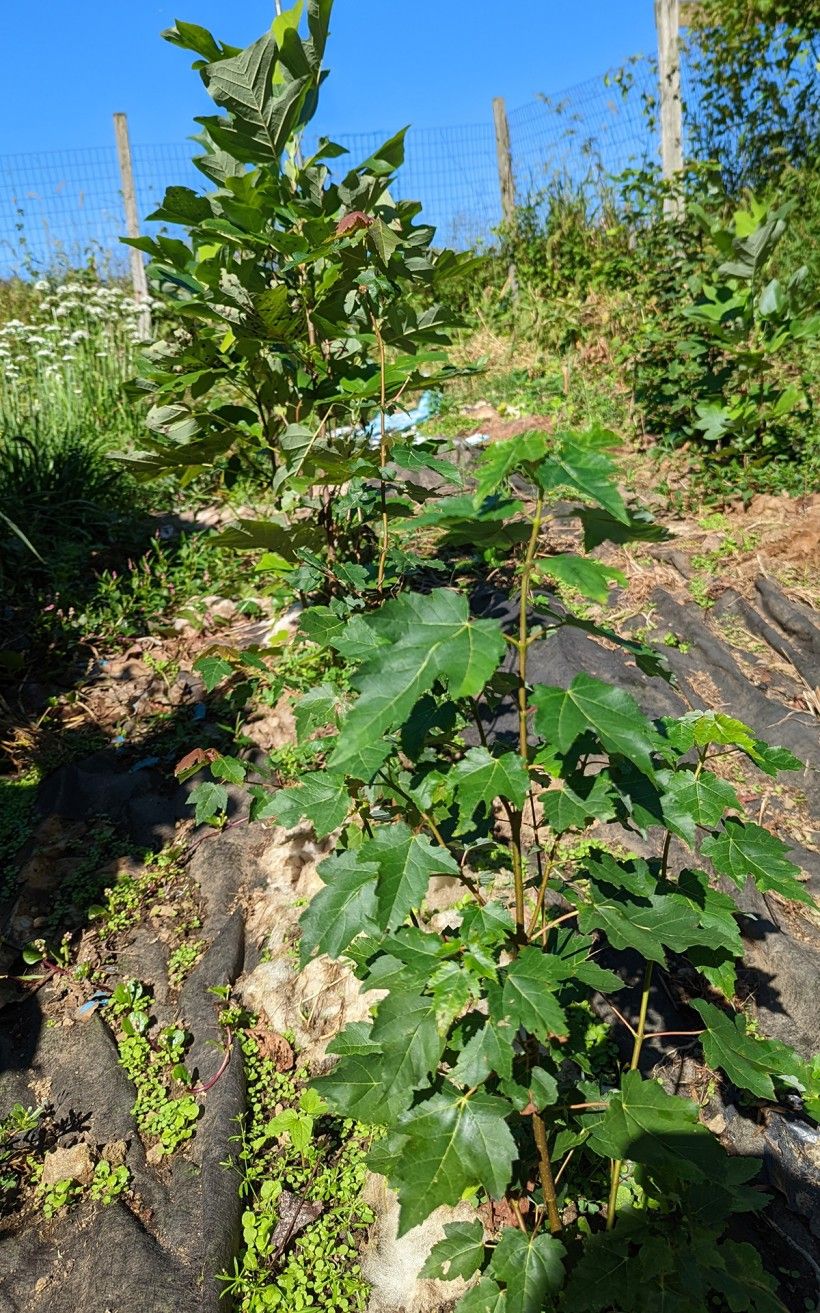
[391,444,463,488]
[676,869,741,953]
[392,1085,516,1234]
[690,1000,800,1102]
[163,19,231,63]
[659,768,742,845]
[528,1067,559,1110]
[579,506,668,550]
[500,947,568,1040]
[189,780,228,825]
[588,1070,725,1181]
[583,852,657,898]
[560,1232,632,1313]
[535,554,626,604]
[531,674,664,777]
[263,772,350,839]
[450,1020,515,1086]
[456,1279,508,1313]
[211,518,320,558]
[314,1048,401,1123]
[663,710,755,754]
[361,822,459,931]
[420,1220,486,1281]
[489,1228,566,1313]
[329,591,505,774]
[712,1240,787,1313]
[293,684,339,741]
[547,929,624,994]
[473,430,550,503]
[746,741,802,777]
[414,494,531,549]
[702,819,812,905]
[675,868,742,994]
[385,925,460,980]
[202,33,311,165]
[368,217,401,265]
[194,653,233,691]
[539,773,617,834]
[400,694,458,759]
[449,748,530,832]
[148,185,213,226]
[298,850,378,963]
[209,755,246,785]
[578,890,723,966]
[255,284,301,341]
[370,991,445,1107]
[536,436,628,523]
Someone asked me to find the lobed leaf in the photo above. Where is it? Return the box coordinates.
[489,1228,566,1313]
[531,674,665,777]
[329,591,505,774]
[298,850,379,963]
[361,821,460,931]
[702,819,812,905]
[449,747,530,832]
[499,947,569,1040]
[420,1220,486,1282]
[391,1084,517,1235]
[588,1070,726,1181]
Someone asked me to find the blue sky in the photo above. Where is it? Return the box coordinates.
[1,2,657,155]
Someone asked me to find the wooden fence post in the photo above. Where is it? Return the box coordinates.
[492,96,518,295]
[113,111,151,339]
[493,96,516,228]
[655,0,684,217]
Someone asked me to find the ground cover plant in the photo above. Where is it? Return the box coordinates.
[133,6,820,1311]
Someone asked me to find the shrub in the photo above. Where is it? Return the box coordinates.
[153,8,819,1311]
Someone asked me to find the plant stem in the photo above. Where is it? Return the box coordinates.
[510,495,544,937]
[373,318,389,592]
[526,837,561,937]
[629,960,654,1070]
[532,1110,562,1235]
[510,1197,528,1234]
[606,959,655,1230]
[516,495,544,764]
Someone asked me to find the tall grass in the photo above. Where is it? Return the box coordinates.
[0,276,156,444]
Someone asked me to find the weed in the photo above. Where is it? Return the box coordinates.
[0,1104,42,1203]
[39,1176,80,1219]
[111,983,201,1157]
[689,575,716,609]
[168,940,205,987]
[691,530,759,574]
[663,633,691,653]
[219,1023,373,1313]
[0,769,39,901]
[89,1159,130,1204]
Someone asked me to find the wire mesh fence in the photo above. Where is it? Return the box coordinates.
[0,60,661,278]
